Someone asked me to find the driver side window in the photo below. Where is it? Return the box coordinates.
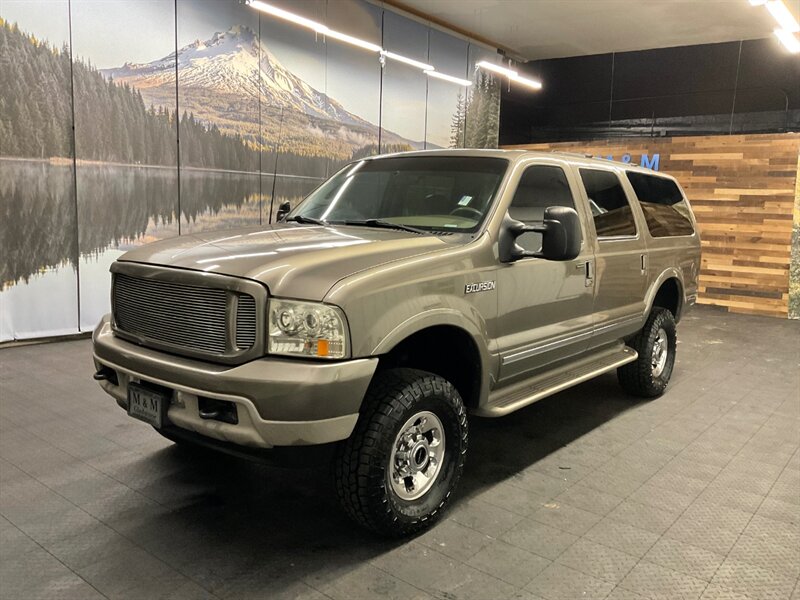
[509,165,577,251]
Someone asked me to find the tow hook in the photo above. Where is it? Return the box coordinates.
[93,366,118,386]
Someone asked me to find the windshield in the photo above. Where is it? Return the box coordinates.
[287,156,509,233]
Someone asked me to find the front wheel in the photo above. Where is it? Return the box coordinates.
[333,368,468,537]
[618,307,677,398]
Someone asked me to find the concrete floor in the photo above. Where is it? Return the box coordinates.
[0,305,798,600]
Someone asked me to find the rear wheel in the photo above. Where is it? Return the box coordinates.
[618,307,677,398]
[333,368,468,537]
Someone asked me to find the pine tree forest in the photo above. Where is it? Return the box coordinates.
[449,70,501,150]
[1,20,355,176]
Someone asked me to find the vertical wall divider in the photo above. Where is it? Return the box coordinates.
[608,52,616,125]
[258,13,263,226]
[423,27,430,149]
[729,40,743,135]
[67,0,81,332]
[377,9,385,152]
[173,0,181,235]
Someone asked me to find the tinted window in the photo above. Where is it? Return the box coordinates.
[627,172,695,237]
[509,166,577,251]
[579,169,637,237]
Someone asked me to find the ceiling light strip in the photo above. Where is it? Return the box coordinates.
[249,0,326,31]
[323,29,382,53]
[766,0,800,32]
[381,50,434,71]
[475,60,518,78]
[475,60,542,90]
[248,0,479,86]
[510,75,543,90]
[424,70,472,86]
[774,28,800,52]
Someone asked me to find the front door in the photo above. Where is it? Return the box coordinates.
[497,162,595,382]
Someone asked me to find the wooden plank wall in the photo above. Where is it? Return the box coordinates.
[503,134,800,318]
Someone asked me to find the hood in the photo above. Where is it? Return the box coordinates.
[119,223,450,300]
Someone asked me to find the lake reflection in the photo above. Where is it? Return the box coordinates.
[0,159,322,340]
[1,159,321,289]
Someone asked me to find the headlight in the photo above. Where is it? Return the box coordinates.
[268,299,348,359]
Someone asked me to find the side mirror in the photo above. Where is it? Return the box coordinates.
[276,201,291,222]
[499,206,582,263]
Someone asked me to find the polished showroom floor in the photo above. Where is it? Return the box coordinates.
[1,306,798,600]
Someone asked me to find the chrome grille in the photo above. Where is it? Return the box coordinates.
[113,272,259,358]
[235,295,257,350]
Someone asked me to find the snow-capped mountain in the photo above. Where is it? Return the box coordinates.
[100,25,420,153]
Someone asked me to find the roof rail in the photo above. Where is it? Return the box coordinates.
[549,150,594,159]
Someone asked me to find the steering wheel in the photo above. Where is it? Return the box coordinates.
[449,206,483,220]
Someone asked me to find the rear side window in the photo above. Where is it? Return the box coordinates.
[626,172,695,237]
[579,169,637,238]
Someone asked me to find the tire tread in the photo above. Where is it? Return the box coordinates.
[333,368,467,536]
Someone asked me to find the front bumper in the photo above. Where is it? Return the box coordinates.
[93,315,378,448]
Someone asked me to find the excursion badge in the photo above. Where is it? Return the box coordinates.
[465,281,496,294]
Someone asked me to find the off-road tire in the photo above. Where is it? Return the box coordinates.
[333,368,468,537]
[618,307,677,398]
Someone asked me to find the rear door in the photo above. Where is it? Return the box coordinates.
[496,161,595,382]
[575,166,649,348]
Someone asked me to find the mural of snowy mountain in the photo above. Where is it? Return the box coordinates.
[102,25,423,159]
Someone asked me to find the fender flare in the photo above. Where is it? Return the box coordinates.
[370,308,494,404]
[645,268,685,321]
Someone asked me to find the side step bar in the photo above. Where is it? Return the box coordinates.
[476,344,638,417]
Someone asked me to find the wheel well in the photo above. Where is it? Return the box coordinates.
[652,278,681,319]
[379,326,482,409]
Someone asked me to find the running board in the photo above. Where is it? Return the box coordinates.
[476,344,638,417]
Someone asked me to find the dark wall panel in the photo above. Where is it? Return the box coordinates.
[612,42,740,101]
[501,36,800,145]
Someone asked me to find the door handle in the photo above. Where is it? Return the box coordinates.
[580,260,593,286]
[640,254,647,275]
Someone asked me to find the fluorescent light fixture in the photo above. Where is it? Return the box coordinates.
[511,75,543,90]
[476,60,542,89]
[321,29,381,52]
[476,60,519,78]
[766,0,800,32]
[247,1,539,92]
[248,0,381,52]
[248,0,325,31]
[424,70,472,86]
[381,50,434,71]
[775,28,800,52]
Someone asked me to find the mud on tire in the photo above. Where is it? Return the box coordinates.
[332,368,468,537]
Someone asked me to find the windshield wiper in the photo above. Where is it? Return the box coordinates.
[340,219,428,235]
[285,215,327,226]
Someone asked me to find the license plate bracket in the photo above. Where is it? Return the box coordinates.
[127,382,170,428]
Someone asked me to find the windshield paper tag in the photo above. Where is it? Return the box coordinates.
[458,195,473,206]
[465,281,496,294]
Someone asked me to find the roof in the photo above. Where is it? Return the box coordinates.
[365,148,674,178]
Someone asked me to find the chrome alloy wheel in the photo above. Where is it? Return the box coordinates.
[651,328,669,378]
[389,411,446,501]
